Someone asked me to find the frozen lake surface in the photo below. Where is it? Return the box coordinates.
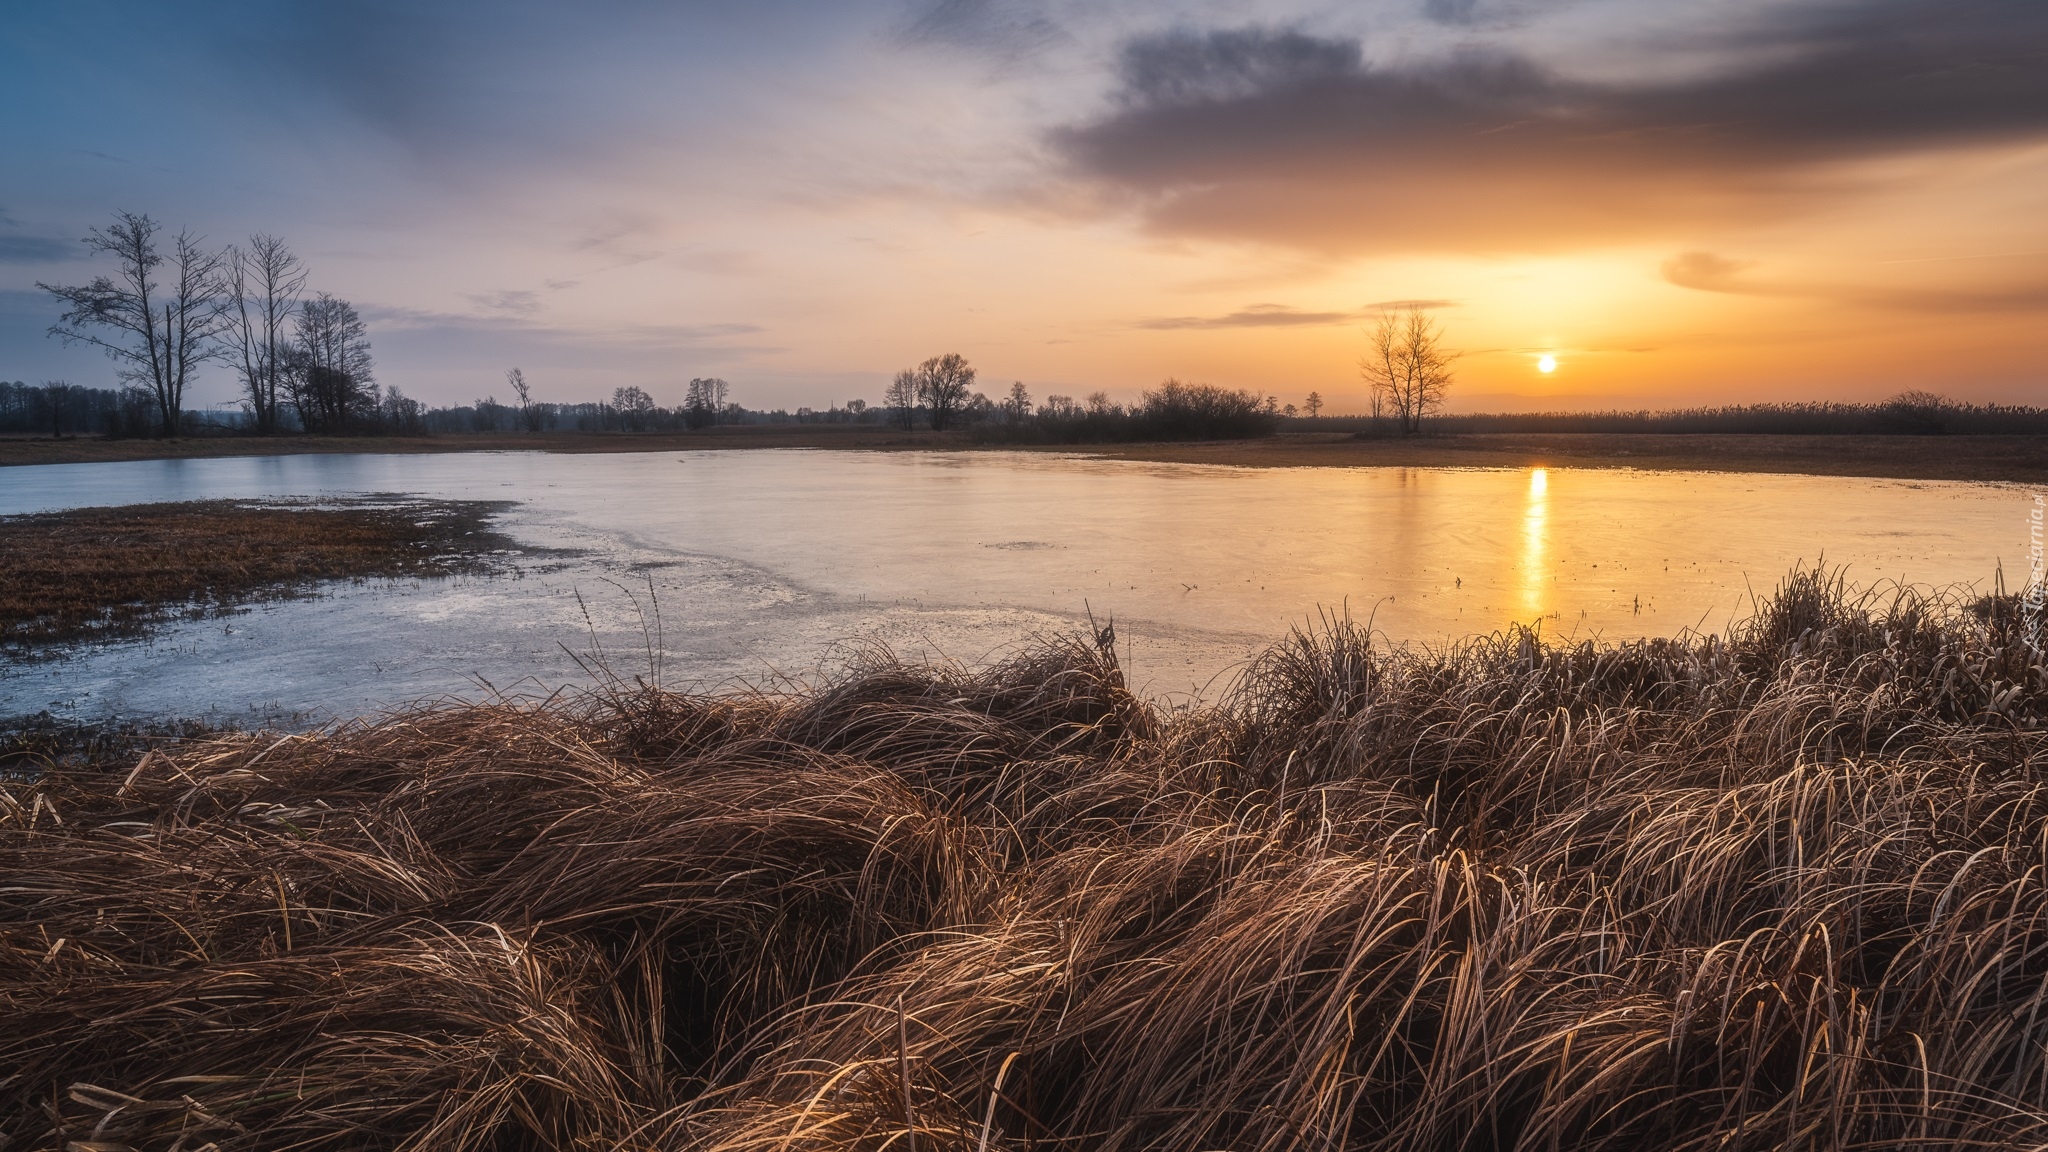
[0,449,2027,723]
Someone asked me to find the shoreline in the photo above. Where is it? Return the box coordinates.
[2,427,2043,484]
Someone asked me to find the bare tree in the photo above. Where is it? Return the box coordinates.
[224,234,306,434]
[611,385,655,431]
[1360,306,1458,435]
[290,293,375,433]
[913,352,973,431]
[1304,391,1323,419]
[39,381,74,437]
[1005,381,1031,423]
[886,369,918,430]
[508,368,546,432]
[684,377,729,429]
[381,385,424,434]
[41,213,229,437]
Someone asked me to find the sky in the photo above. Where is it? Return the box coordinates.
[1,0,2044,414]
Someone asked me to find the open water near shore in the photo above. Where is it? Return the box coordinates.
[0,449,2026,723]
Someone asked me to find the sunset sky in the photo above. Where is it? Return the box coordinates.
[2,0,2044,413]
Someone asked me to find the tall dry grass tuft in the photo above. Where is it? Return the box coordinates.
[6,569,2048,1151]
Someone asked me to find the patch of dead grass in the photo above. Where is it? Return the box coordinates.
[0,497,513,655]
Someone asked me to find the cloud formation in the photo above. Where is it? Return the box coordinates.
[1664,249,2048,315]
[1055,1,2048,253]
[0,207,74,264]
[900,0,1074,61]
[1137,302,1359,330]
[1138,296,1460,329]
[0,235,74,264]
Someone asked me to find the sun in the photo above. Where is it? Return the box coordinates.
[1537,355,1558,374]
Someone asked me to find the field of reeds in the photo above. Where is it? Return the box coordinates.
[0,498,512,656]
[1296,396,2048,438]
[5,570,2047,1151]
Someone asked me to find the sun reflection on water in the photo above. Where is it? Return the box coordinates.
[1521,467,1549,619]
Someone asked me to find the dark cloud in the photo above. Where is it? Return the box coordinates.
[1113,27,1359,108]
[1055,1,2048,253]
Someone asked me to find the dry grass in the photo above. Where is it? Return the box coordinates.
[1094,431,2048,483]
[0,498,512,654]
[4,569,2048,1151]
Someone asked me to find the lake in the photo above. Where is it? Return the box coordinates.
[0,449,2027,722]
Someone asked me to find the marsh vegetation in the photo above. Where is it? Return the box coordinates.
[0,498,511,656]
[5,570,2047,1150]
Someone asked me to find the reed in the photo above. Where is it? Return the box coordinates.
[4,570,2046,1151]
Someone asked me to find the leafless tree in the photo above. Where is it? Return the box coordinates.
[1039,393,1079,419]
[1360,306,1458,435]
[1304,391,1323,419]
[684,377,729,429]
[611,385,655,431]
[913,353,973,431]
[381,386,424,435]
[1004,381,1031,423]
[39,381,75,437]
[40,212,230,437]
[886,369,918,430]
[508,368,547,432]
[224,234,306,434]
[290,293,375,433]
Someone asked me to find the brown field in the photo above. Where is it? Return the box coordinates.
[0,498,510,655]
[3,428,2043,483]
[5,571,2047,1150]
[1099,430,2048,483]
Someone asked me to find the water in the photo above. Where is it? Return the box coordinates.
[0,449,2027,722]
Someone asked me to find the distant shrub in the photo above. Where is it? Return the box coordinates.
[975,379,1276,444]
[1283,393,2048,436]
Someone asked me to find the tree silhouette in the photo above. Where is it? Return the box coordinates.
[1360,307,1458,435]
[913,353,973,431]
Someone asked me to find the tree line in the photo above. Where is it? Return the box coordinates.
[16,215,1453,444]
[0,380,161,438]
[1309,393,2048,437]
[34,212,399,438]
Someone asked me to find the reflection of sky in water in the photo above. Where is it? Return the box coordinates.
[0,450,2025,723]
